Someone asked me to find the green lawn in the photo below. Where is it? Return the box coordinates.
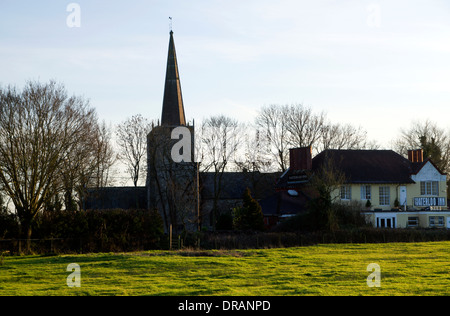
[0,241,449,296]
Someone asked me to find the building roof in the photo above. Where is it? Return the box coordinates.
[276,149,430,190]
[260,190,314,217]
[312,149,416,184]
[85,187,147,210]
[200,171,280,200]
[161,31,186,126]
[410,158,447,176]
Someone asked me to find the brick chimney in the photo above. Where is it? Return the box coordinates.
[408,149,424,163]
[290,146,312,171]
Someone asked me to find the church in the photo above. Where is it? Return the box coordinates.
[85,31,280,233]
[145,30,280,233]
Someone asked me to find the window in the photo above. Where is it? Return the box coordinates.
[377,217,396,228]
[408,217,419,227]
[379,186,390,206]
[361,185,371,200]
[429,216,444,227]
[340,185,351,200]
[420,181,439,196]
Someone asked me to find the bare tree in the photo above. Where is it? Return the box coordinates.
[0,80,102,251]
[198,115,243,173]
[255,105,290,172]
[77,121,117,210]
[197,115,243,229]
[256,104,376,171]
[392,119,450,173]
[58,120,116,212]
[285,103,327,149]
[256,104,327,171]
[235,126,273,173]
[115,114,153,187]
[90,121,117,189]
[319,122,375,154]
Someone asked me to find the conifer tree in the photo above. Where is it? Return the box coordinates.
[233,188,265,231]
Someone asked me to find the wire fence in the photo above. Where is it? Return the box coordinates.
[0,236,165,255]
[2,228,450,255]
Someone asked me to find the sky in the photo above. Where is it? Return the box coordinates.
[1,0,450,151]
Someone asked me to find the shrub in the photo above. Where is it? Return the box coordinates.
[5,208,165,253]
[0,209,19,239]
[216,213,233,230]
[232,188,264,231]
[274,201,370,233]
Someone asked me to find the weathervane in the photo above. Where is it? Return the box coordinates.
[169,17,173,32]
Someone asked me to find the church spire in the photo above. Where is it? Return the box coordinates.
[161,30,186,126]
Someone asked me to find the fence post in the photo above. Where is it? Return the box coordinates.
[169,225,172,250]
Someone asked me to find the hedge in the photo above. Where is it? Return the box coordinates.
[0,209,164,254]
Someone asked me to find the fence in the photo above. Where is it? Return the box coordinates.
[193,228,450,250]
[2,228,450,255]
[0,236,164,255]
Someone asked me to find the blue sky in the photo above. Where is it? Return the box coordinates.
[1,0,450,148]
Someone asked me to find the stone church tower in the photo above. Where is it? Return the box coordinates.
[147,31,198,234]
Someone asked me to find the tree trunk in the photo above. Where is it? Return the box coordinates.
[26,225,32,254]
[19,217,33,255]
[18,210,34,254]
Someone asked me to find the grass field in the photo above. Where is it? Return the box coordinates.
[0,241,449,296]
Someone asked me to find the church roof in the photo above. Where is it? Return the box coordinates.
[161,31,186,126]
[200,172,280,200]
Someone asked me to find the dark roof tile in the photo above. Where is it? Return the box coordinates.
[200,172,280,200]
[312,149,415,184]
[276,149,423,190]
